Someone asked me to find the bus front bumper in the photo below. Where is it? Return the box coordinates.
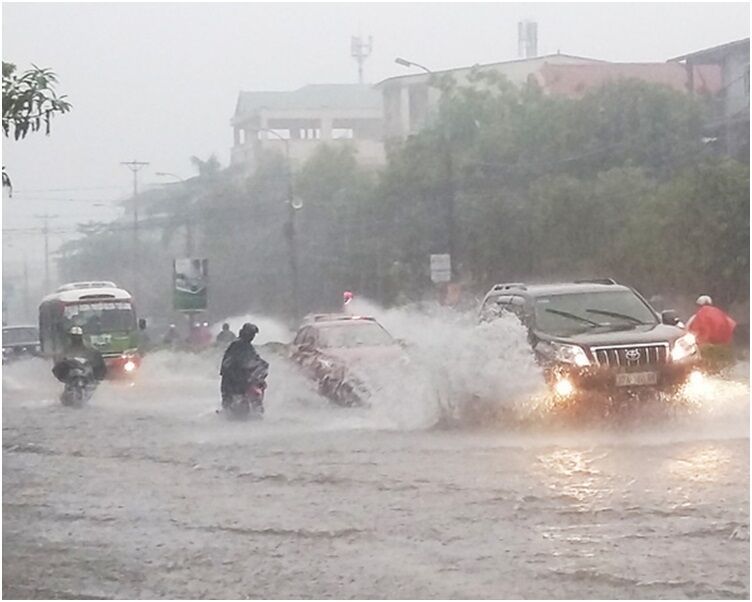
[104,353,141,379]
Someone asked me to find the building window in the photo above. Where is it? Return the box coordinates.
[332,128,354,139]
[300,128,321,139]
[258,128,291,140]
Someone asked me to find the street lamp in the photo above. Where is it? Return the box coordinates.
[394,57,432,75]
[395,56,457,283]
[155,171,185,182]
[252,127,303,321]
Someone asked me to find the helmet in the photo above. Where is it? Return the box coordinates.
[239,322,259,341]
[69,326,83,336]
[696,295,713,306]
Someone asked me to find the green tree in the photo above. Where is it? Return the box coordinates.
[2,62,71,140]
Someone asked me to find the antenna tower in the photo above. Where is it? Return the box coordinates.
[351,35,373,84]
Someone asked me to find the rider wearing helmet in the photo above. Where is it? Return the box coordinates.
[687,294,738,373]
[219,322,265,409]
[52,326,108,382]
[215,322,236,347]
[687,295,737,345]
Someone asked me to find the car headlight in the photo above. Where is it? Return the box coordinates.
[539,341,591,367]
[553,376,576,397]
[671,333,698,363]
[123,360,136,373]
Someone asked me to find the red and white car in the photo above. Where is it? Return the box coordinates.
[290,314,405,406]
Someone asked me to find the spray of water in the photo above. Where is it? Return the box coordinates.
[3,300,747,441]
[342,297,546,429]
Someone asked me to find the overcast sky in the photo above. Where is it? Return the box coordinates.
[2,2,750,283]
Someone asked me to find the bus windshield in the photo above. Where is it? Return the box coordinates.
[63,301,135,335]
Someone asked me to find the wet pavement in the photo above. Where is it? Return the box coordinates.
[2,353,749,599]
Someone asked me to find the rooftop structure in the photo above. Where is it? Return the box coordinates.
[230,84,385,170]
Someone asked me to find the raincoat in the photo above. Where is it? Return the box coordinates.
[687,305,737,345]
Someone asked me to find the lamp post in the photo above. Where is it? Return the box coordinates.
[155,171,194,256]
[252,128,302,321]
[394,57,457,283]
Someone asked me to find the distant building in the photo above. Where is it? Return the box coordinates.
[230,84,384,170]
[532,62,722,97]
[375,53,604,144]
[670,38,750,160]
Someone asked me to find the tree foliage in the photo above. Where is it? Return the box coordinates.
[2,62,72,140]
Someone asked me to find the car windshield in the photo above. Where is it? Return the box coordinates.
[534,290,657,336]
[63,302,135,335]
[319,322,394,348]
[3,327,39,345]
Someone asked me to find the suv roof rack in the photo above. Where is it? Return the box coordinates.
[492,282,527,291]
[304,313,375,323]
[574,278,618,285]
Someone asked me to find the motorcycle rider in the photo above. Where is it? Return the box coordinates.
[687,295,737,345]
[52,326,107,383]
[215,322,236,347]
[687,295,737,372]
[162,324,180,348]
[219,322,266,409]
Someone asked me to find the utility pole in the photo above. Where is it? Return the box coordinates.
[254,129,303,321]
[121,160,149,298]
[34,213,59,294]
[351,35,373,84]
[23,257,30,322]
[395,57,458,282]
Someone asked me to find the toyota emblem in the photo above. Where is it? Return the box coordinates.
[624,348,641,362]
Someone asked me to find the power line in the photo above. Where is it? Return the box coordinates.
[14,185,128,193]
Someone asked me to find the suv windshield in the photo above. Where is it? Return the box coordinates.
[319,322,394,348]
[534,290,657,336]
[3,327,39,345]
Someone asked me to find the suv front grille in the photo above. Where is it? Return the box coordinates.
[590,343,669,368]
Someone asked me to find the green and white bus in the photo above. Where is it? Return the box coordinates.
[39,281,141,378]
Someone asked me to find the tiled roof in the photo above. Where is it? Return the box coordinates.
[670,38,749,63]
[235,84,382,116]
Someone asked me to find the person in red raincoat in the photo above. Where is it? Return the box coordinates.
[687,295,737,345]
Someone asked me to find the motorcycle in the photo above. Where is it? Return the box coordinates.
[222,359,268,420]
[56,357,98,407]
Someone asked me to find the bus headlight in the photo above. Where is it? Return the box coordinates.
[671,333,698,363]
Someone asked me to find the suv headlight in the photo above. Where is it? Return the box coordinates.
[539,341,591,367]
[671,333,698,362]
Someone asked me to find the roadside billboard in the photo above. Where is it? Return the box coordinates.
[173,258,208,312]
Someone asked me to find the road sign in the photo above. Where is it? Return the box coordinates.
[430,254,452,283]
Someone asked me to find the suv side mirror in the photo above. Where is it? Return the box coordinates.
[661,310,680,326]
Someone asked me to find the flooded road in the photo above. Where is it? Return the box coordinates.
[3,350,749,599]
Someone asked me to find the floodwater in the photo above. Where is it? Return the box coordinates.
[3,308,750,599]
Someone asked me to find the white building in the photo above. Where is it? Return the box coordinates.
[230,84,385,170]
[375,53,604,144]
[670,38,750,160]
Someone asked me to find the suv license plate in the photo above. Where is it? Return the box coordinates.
[616,372,658,387]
